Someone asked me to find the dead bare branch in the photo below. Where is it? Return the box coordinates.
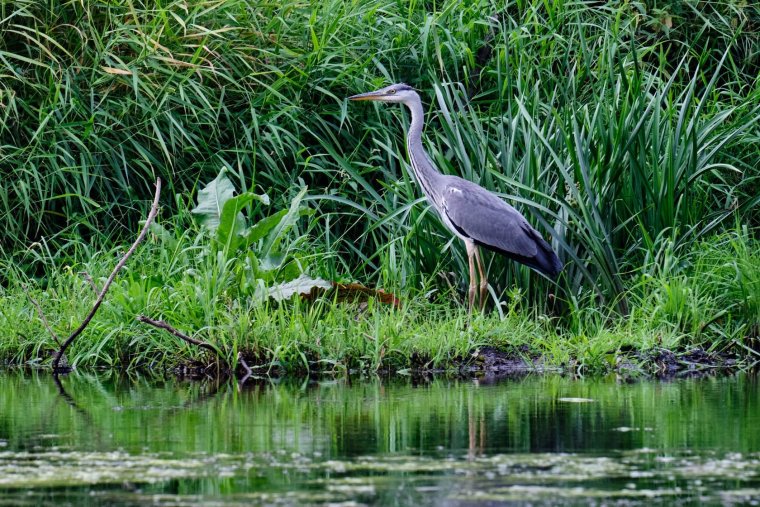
[52,178,162,370]
[238,352,252,376]
[22,285,61,347]
[235,353,254,387]
[136,315,226,365]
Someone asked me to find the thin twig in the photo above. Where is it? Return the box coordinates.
[732,339,760,358]
[52,178,162,370]
[23,285,61,347]
[79,271,100,295]
[136,315,225,364]
[238,352,253,376]
[237,353,253,388]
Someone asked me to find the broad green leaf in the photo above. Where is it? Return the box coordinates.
[217,192,269,256]
[258,254,304,283]
[260,252,286,273]
[243,209,288,246]
[190,170,236,232]
[277,260,303,282]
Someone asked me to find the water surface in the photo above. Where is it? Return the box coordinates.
[0,371,758,505]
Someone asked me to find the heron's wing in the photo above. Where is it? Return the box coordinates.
[440,178,539,258]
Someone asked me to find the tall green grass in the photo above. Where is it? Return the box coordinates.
[1,0,758,311]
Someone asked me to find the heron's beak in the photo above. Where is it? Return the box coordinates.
[348,90,386,101]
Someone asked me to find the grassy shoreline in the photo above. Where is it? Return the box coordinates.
[1,0,758,375]
[1,226,756,376]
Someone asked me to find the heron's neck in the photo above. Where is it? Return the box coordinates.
[405,98,443,202]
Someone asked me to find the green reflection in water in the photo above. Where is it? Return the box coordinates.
[0,371,758,505]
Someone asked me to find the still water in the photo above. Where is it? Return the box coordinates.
[0,371,758,505]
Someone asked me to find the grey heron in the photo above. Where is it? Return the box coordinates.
[349,83,562,312]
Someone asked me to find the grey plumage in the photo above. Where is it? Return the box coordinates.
[440,177,562,277]
[349,83,562,311]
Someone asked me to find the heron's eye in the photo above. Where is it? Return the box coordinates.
[387,89,396,94]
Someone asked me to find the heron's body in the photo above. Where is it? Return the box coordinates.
[349,83,562,311]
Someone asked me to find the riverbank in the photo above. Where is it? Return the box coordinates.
[1,1,758,379]
[2,228,757,378]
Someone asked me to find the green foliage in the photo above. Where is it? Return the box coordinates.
[0,0,759,370]
[190,170,270,242]
[635,225,760,347]
[1,0,757,311]
[188,168,318,299]
[0,224,756,372]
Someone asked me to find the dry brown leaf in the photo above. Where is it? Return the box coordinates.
[302,281,401,308]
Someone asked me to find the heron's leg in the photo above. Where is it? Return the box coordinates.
[465,240,477,313]
[474,246,488,312]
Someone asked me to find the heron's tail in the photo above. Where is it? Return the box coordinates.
[531,240,563,279]
[478,236,562,279]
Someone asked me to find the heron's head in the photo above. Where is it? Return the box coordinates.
[348,83,417,104]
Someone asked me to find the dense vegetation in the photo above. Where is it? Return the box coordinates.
[0,0,758,372]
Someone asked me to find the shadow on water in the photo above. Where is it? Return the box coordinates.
[0,370,759,505]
